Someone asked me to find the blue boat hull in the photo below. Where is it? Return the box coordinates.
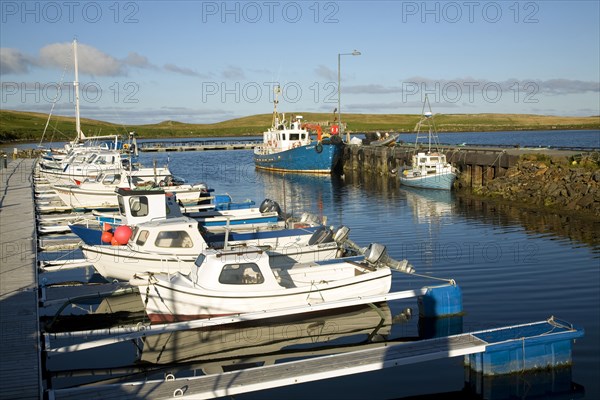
[254,142,342,173]
[400,172,457,190]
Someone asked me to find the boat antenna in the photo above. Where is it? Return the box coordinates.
[271,85,281,128]
[414,94,440,153]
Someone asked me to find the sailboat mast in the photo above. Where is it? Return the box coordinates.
[73,39,84,141]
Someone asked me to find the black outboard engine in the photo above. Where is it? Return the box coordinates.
[308,226,334,245]
[259,198,283,217]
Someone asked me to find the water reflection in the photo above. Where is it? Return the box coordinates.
[46,303,417,390]
[255,170,343,219]
[463,366,585,400]
[401,188,454,225]
[454,195,600,250]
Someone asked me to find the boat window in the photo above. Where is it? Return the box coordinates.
[136,230,149,245]
[86,154,97,164]
[301,133,306,140]
[430,157,438,162]
[420,158,427,163]
[155,231,193,248]
[290,133,300,140]
[281,134,286,140]
[102,174,121,184]
[129,196,149,217]
[218,263,264,285]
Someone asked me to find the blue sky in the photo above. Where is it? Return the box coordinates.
[1,0,599,124]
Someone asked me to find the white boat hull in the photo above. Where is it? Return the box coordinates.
[39,166,171,186]
[133,264,391,323]
[400,171,457,190]
[82,241,343,282]
[53,184,204,209]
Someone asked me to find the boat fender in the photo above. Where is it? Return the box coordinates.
[308,226,334,245]
[387,156,397,171]
[315,143,323,153]
[357,149,364,162]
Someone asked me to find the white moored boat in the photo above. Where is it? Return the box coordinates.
[399,95,458,190]
[52,171,206,210]
[130,243,402,323]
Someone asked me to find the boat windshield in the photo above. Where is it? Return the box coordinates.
[117,195,126,216]
[194,254,206,268]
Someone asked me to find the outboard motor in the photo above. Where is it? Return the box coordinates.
[308,226,334,245]
[259,199,283,217]
[364,243,414,274]
[333,226,366,255]
[300,212,321,226]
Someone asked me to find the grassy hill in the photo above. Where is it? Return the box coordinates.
[1,109,598,143]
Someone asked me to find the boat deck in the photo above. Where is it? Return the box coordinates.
[0,158,42,399]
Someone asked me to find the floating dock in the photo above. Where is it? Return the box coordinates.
[139,139,261,152]
[0,158,42,399]
[46,317,582,400]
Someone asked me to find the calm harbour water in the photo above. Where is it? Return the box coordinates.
[36,130,599,398]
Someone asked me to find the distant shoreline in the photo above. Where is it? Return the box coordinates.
[1,109,599,144]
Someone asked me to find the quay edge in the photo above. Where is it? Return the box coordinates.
[341,144,600,216]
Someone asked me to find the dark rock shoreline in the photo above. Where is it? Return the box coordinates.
[473,154,600,218]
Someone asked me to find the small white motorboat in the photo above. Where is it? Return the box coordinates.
[130,243,409,323]
[399,95,458,190]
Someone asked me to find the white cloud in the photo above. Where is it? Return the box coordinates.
[164,63,203,77]
[39,42,126,76]
[222,65,245,79]
[124,52,156,69]
[315,64,336,81]
[0,48,35,74]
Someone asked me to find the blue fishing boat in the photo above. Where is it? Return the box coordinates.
[400,95,458,190]
[254,86,343,174]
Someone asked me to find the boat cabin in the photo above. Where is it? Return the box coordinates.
[263,114,311,152]
[116,188,184,225]
[187,245,387,292]
[128,216,209,256]
[411,152,452,175]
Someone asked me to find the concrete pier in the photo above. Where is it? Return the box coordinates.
[0,158,42,399]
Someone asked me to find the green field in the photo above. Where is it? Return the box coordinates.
[1,109,598,143]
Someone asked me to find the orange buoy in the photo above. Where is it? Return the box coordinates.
[102,223,112,232]
[113,225,133,245]
[111,237,120,246]
[101,231,113,244]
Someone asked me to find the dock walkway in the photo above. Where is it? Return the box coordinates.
[48,318,581,400]
[0,158,42,399]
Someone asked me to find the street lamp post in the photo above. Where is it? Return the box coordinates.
[337,50,361,143]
